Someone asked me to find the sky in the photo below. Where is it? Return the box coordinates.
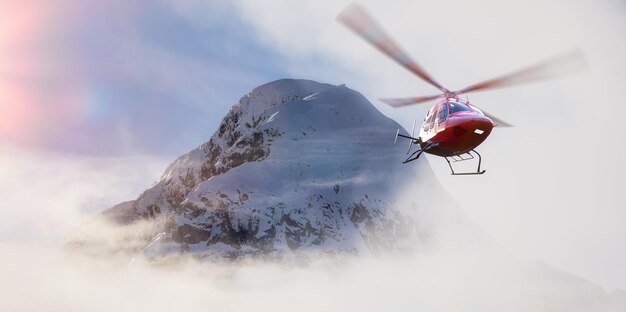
[1,0,626,292]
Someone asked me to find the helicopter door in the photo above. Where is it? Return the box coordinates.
[436,102,448,132]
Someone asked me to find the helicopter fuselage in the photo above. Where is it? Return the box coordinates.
[417,98,494,157]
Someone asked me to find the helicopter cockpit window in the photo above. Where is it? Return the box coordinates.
[438,104,448,123]
[448,101,471,114]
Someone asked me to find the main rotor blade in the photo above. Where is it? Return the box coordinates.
[337,3,448,93]
[380,94,442,107]
[455,49,587,95]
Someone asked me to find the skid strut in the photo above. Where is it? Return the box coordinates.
[402,141,437,164]
[445,149,486,175]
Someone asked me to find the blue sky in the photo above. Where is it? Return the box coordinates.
[1,0,332,156]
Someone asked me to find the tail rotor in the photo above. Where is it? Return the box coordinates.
[407,118,416,154]
[394,118,418,154]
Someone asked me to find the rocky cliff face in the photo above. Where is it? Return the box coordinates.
[67,79,485,261]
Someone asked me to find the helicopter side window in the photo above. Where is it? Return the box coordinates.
[438,103,448,123]
[448,101,471,114]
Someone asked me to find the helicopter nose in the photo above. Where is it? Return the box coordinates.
[471,117,493,136]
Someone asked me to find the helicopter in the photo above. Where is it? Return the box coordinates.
[337,3,586,175]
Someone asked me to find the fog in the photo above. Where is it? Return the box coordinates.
[1,145,625,312]
[4,245,623,312]
[0,145,166,246]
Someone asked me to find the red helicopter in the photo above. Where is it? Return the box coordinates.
[338,3,586,175]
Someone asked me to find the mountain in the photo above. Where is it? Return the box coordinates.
[66,79,487,261]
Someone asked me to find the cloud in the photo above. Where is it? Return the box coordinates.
[0,144,167,245]
[0,135,624,312]
[1,243,624,312]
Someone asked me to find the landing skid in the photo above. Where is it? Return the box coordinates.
[445,150,486,175]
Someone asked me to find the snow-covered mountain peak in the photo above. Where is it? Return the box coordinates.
[69,79,486,260]
[237,79,335,112]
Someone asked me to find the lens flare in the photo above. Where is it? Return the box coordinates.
[0,2,54,147]
[0,1,118,151]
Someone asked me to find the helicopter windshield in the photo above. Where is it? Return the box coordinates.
[448,101,471,114]
[469,105,484,115]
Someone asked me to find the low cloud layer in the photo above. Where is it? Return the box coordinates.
[2,244,625,312]
[1,145,625,311]
[0,144,166,245]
